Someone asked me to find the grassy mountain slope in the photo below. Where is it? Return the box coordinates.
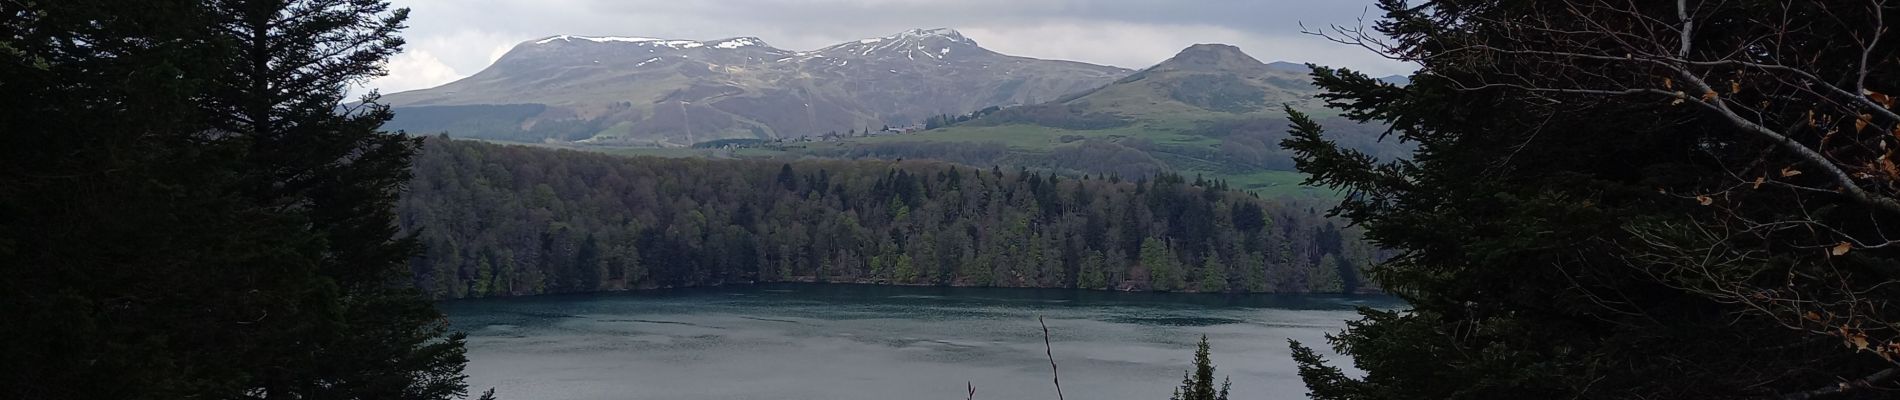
[766,44,1412,198]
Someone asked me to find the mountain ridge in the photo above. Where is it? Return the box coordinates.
[380,28,1133,145]
[379,29,1413,147]
[820,42,1412,196]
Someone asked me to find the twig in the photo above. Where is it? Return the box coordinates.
[1676,0,1693,58]
[1040,315,1065,400]
[967,381,976,400]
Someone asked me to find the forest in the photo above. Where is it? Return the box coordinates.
[399,138,1378,299]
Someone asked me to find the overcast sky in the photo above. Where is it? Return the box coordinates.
[360,0,1414,95]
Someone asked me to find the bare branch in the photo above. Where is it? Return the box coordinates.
[1678,0,1694,58]
[1040,316,1064,400]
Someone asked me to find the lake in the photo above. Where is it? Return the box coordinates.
[439,284,1397,400]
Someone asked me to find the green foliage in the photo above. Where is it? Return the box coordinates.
[1170,336,1230,400]
[401,139,1371,297]
[1287,340,1357,400]
[1196,254,1228,293]
[1168,74,1266,113]
[692,138,768,148]
[1238,252,1268,292]
[1077,250,1108,289]
[1306,254,1343,293]
[0,0,471,398]
[892,253,917,284]
[922,106,1001,130]
[1141,238,1183,291]
[957,103,1135,130]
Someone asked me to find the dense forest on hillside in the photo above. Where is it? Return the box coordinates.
[400,139,1377,299]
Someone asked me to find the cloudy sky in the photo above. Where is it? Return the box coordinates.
[361,0,1414,95]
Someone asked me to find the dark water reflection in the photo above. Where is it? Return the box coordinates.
[439,283,1401,400]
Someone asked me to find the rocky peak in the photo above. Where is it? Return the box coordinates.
[1153,43,1268,72]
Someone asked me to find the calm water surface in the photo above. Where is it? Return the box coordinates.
[439,284,1398,400]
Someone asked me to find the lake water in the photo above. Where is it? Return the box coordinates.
[439,284,1397,400]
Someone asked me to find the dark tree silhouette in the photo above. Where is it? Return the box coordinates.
[1,0,474,398]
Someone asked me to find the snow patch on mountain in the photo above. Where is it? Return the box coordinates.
[713,37,765,49]
[535,35,658,44]
[534,35,772,50]
[814,27,983,62]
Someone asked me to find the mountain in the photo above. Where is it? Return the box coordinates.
[1269,60,1410,85]
[950,43,1336,131]
[793,43,1412,197]
[378,28,1130,146]
[1053,43,1326,117]
[1264,60,1311,73]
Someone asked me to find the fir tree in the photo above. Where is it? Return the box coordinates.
[1170,335,1230,400]
[2,0,474,398]
[205,0,472,396]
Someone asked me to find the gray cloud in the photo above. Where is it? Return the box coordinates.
[363,0,1412,94]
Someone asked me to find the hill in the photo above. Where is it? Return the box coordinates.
[1043,43,1328,117]
[756,44,1413,198]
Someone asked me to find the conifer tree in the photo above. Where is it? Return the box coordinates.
[2,0,475,398]
[1170,335,1230,400]
[206,0,471,397]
